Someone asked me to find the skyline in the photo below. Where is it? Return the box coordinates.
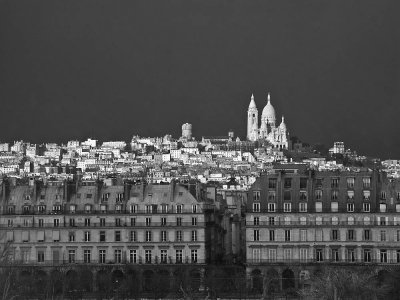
[0,0,399,159]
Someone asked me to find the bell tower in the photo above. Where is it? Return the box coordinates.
[247,94,258,141]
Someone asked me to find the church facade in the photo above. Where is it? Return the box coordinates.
[247,93,289,150]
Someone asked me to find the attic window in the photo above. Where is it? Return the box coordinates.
[25,195,30,200]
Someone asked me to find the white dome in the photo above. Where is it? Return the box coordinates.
[261,93,276,123]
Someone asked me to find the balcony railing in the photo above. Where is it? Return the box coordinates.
[0,221,206,229]
[246,220,400,227]
[246,258,400,265]
[0,258,206,267]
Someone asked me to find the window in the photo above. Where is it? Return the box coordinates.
[381,192,386,200]
[284,249,292,261]
[84,231,91,242]
[115,231,121,242]
[115,204,122,213]
[146,217,151,226]
[191,249,198,263]
[38,219,44,227]
[76,193,81,199]
[268,203,276,212]
[397,230,400,242]
[284,191,291,201]
[161,217,167,226]
[161,250,168,263]
[23,205,30,214]
[397,250,400,263]
[70,205,76,214]
[300,229,307,242]
[115,218,121,227]
[347,177,355,188]
[176,231,182,242]
[130,231,136,242]
[332,249,339,262]
[115,250,122,263]
[176,217,182,226]
[53,219,60,227]
[254,230,260,241]
[284,203,291,212]
[253,191,261,201]
[331,178,339,188]
[100,218,105,227]
[129,205,137,213]
[380,250,387,263]
[380,204,387,212]
[161,231,167,242]
[316,229,323,241]
[299,202,307,212]
[300,178,308,189]
[331,190,338,200]
[315,202,322,212]
[347,203,354,212]
[161,204,168,213]
[363,203,370,212]
[316,249,323,262]
[364,249,372,262]
[145,250,152,263]
[269,230,275,241]
[84,218,90,227]
[86,194,92,199]
[268,191,276,201]
[364,230,371,241]
[116,193,124,202]
[102,192,110,202]
[99,231,106,242]
[348,230,355,241]
[175,249,183,263]
[363,190,371,201]
[84,250,91,263]
[253,203,260,212]
[268,179,277,189]
[192,205,197,213]
[191,230,197,241]
[146,231,152,242]
[38,205,46,213]
[363,177,371,189]
[268,249,277,261]
[6,219,13,228]
[268,217,275,225]
[68,250,76,263]
[99,250,106,263]
[315,190,322,200]
[285,230,291,241]
[284,178,292,189]
[254,217,260,226]
[176,205,182,213]
[37,251,45,263]
[381,230,386,242]
[85,204,91,213]
[100,205,107,213]
[347,249,356,262]
[379,217,388,226]
[69,232,75,242]
[129,250,137,263]
[300,248,308,262]
[131,218,136,226]
[300,217,307,225]
[332,230,338,241]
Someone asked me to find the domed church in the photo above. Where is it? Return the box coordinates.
[247,93,289,149]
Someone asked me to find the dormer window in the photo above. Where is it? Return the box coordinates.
[116,193,124,202]
[38,205,46,213]
[53,205,61,213]
[25,195,30,200]
[145,205,152,214]
[129,205,137,214]
[7,206,15,214]
[176,204,183,214]
[102,193,110,202]
[23,206,30,214]
[85,204,92,213]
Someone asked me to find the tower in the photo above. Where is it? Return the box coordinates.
[181,123,192,140]
[247,94,258,141]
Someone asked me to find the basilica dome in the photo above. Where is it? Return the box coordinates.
[261,93,276,124]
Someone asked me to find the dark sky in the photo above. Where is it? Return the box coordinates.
[0,0,399,159]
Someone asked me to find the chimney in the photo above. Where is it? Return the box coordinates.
[169,179,175,202]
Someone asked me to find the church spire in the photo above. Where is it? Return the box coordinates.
[248,93,257,109]
[267,92,271,104]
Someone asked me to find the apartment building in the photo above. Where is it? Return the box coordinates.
[0,177,211,293]
[245,164,400,293]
